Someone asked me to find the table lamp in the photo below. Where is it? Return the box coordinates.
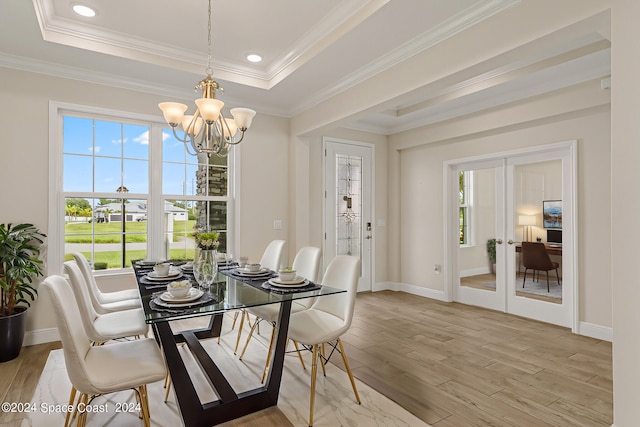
[518,215,536,242]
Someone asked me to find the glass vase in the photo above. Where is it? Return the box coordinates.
[194,249,217,293]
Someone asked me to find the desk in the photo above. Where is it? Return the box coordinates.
[515,243,562,256]
[134,263,344,427]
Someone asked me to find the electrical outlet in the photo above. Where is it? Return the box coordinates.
[434,264,441,275]
[273,220,282,230]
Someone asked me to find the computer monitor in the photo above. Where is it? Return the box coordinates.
[547,229,562,244]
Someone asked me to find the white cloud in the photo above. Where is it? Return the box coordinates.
[135,130,150,145]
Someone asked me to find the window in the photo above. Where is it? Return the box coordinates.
[459,170,473,245]
[51,103,235,273]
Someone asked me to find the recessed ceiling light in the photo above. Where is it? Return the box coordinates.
[246,54,262,63]
[73,4,96,17]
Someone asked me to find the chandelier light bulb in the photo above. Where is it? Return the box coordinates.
[195,98,224,123]
[158,102,187,127]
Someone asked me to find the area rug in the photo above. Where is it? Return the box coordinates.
[483,276,562,299]
[29,325,429,427]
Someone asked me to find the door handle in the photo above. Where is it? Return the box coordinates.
[496,239,503,244]
[507,240,514,245]
[365,235,372,240]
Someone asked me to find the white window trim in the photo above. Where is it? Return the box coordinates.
[48,101,238,276]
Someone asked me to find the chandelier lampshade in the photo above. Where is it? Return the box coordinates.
[158,0,256,157]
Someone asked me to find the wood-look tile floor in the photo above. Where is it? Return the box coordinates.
[0,291,612,426]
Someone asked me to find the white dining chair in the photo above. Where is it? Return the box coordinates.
[287,255,361,427]
[44,275,165,427]
[63,261,149,344]
[238,246,322,382]
[71,252,141,314]
[233,240,286,354]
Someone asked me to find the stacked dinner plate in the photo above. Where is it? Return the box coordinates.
[267,275,309,288]
[145,267,183,281]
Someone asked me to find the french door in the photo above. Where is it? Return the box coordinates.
[448,142,576,328]
[323,138,373,292]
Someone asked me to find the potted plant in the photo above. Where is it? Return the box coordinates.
[0,223,46,362]
[486,238,497,275]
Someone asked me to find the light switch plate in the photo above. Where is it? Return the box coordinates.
[273,220,282,230]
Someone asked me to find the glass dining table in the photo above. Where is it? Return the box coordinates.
[133,261,344,427]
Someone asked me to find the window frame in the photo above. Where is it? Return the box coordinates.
[48,101,239,276]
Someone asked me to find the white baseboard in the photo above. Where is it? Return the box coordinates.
[24,327,60,346]
[373,281,448,301]
[578,321,612,342]
[459,267,491,278]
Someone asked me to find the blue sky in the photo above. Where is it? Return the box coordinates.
[63,116,205,196]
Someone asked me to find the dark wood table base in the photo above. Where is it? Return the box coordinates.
[154,300,292,427]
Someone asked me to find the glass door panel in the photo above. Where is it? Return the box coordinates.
[455,160,505,312]
[512,160,563,305]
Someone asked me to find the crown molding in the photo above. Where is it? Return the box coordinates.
[32,0,389,90]
[290,0,521,116]
[0,52,291,117]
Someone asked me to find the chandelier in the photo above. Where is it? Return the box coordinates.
[158,0,256,157]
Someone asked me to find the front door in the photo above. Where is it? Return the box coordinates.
[323,138,373,292]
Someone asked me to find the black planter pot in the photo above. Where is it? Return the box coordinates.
[0,307,28,363]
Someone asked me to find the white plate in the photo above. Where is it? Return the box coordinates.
[270,275,307,285]
[235,267,271,276]
[159,288,203,303]
[146,269,183,281]
[268,278,310,288]
[180,263,194,271]
[135,260,157,266]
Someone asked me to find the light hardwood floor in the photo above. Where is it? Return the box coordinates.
[0,291,612,426]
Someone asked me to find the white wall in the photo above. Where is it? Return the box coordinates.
[0,67,291,341]
[389,82,611,330]
[611,1,640,425]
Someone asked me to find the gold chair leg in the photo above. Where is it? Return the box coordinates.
[231,310,239,329]
[64,386,77,427]
[77,393,89,427]
[309,344,319,427]
[337,338,361,404]
[164,374,172,402]
[234,310,247,354]
[260,325,277,383]
[239,317,261,360]
[319,343,327,377]
[140,385,151,427]
[292,340,306,370]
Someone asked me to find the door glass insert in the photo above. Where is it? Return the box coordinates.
[335,154,361,258]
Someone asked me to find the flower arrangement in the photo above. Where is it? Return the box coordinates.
[193,228,220,250]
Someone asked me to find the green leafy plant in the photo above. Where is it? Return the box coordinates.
[0,223,46,316]
[192,227,220,250]
[486,238,497,264]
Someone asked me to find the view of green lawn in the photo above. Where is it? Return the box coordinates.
[64,220,197,267]
[64,220,196,242]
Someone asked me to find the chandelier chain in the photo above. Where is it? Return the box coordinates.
[206,0,213,76]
